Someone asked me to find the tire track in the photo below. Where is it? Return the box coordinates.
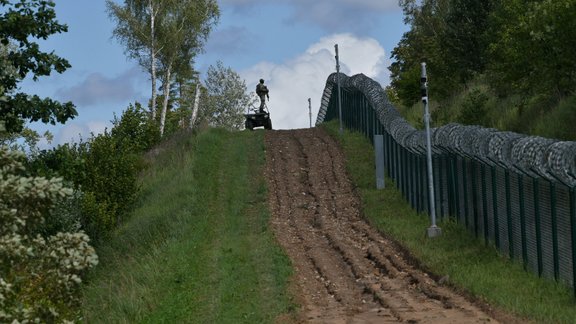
[265,128,508,323]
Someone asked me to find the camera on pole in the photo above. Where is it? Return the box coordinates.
[421,63,428,104]
[421,62,442,238]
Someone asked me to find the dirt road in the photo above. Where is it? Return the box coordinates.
[264,128,514,323]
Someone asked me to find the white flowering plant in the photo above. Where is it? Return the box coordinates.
[0,148,98,323]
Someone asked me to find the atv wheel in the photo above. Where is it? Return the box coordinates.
[245,119,254,131]
[264,118,272,130]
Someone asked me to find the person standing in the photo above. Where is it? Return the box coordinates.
[255,79,269,113]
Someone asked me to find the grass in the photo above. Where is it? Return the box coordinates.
[321,119,576,324]
[81,128,294,323]
[81,121,576,323]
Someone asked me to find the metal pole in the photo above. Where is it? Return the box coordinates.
[422,62,441,238]
[335,44,343,135]
[308,98,312,128]
[374,134,385,189]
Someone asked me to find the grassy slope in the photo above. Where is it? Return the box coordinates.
[82,123,576,323]
[321,120,576,324]
[81,129,294,323]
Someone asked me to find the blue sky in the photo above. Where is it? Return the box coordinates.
[21,0,409,147]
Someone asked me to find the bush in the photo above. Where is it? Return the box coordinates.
[28,103,157,242]
[0,148,98,323]
[457,87,491,127]
[533,95,576,141]
[79,130,143,240]
[111,102,160,153]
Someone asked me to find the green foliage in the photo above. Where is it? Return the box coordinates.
[391,0,576,140]
[487,0,576,97]
[0,0,77,134]
[81,131,142,234]
[107,0,220,133]
[29,103,158,241]
[82,128,294,322]
[456,87,491,127]
[322,121,576,323]
[202,61,254,130]
[0,148,98,323]
[533,95,576,141]
[111,102,161,152]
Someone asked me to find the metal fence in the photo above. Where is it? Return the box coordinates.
[316,72,576,294]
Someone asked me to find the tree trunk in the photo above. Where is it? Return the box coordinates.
[190,84,201,130]
[149,0,157,120]
[160,62,172,136]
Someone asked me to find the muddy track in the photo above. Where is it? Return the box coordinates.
[264,128,513,323]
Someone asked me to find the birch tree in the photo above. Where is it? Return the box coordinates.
[155,0,218,135]
[107,0,163,120]
[107,0,219,136]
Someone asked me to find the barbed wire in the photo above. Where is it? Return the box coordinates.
[316,72,576,187]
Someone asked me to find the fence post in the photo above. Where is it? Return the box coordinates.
[308,98,312,128]
[533,178,543,276]
[334,44,343,135]
[550,181,559,281]
[481,164,489,245]
[374,134,385,189]
[492,166,500,249]
[421,62,441,237]
[462,159,469,227]
[570,187,576,297]
[471,161,479,237]
[505,170,514,259]
[438,156,445,218]
[519,174,528,270]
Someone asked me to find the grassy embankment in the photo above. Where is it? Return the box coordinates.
[81,122,576,323]
[81,128,295,323]
[322,120,576,324]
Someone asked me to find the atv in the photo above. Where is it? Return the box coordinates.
[244,104,272,131]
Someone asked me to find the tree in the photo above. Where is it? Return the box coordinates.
[390,0,453,106]
[441,0,496,85]
[107,0,219,136]
[107,0,163,120]
[201,61,254,130]
[486,0,576,98]
[0,0,77,134]
[0,148,98,322]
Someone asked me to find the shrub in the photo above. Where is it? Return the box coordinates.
[28,103,155,241]
[533,95,576,141]
[0,148,98,323]
[111,102,161,153]
[457,87,490,126]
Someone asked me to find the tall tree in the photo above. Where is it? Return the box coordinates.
[107,0,219,136]
[441,0,496,85]
[486,0,576,98]
[107,0,163,120]
[390,0,452,106]
[155,0,218,135]
[202,61,253,130]
[0,0,77,134]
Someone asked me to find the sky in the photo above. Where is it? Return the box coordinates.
[20,0,409,147]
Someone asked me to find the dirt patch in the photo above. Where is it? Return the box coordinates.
[264,128,521,323]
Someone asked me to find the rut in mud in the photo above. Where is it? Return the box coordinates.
[264,128,513,324]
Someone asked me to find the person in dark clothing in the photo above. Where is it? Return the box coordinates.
[255,79,269,113]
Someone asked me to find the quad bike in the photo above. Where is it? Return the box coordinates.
[244,103,272,130]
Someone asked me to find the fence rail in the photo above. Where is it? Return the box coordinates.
[316,72,576,294]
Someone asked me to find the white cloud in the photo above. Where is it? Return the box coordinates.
[221,0,400,33]
[55,66,147,106]
[54,121,110,146]
[205,26,255,56]
[240,33,388,130]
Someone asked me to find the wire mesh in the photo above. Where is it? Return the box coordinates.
[316,72,576,293]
